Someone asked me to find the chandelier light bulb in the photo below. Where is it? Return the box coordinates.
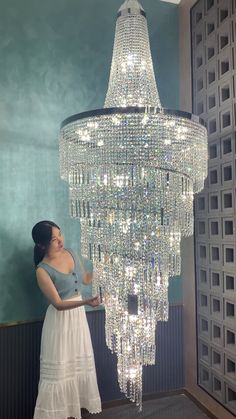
[59,0,208,410]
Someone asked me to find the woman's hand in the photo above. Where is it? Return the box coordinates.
[86,296,100,307]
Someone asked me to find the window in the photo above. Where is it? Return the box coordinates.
[221,59,229,75]
[225,220,233,235]
[199,221,206,234]
[198,196,205,210]
[220,34,229,49]
[210,195,218,209]
[223,165,232,181]
[208,94,216,109]
[212,272,220,286]
[223,192,232,208]
[211,221,218,235]
[226,248,234,263]
[209,119,217,134]
[212,298,220,312]
[220,9,228,22]
[200,269,207,283]
[222,112,231,129]
[221,85,230,102]
[223,138,232,154]
[207,23,215,35]
[212,247,219,261]
[200,245,207,258]
[210,169,218,184]
[226,275,234,290]
[208,70,215,84]
[209,144,217,158]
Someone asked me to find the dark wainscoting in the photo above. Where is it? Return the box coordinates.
[0,305,183,419]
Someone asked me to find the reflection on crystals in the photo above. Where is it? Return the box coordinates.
[104,1,161,109]
[59,0,208,411]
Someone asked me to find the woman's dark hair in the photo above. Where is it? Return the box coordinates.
[32,220,60,266]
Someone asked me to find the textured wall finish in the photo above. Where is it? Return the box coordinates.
[0,0,179,323]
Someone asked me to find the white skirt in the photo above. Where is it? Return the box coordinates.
[34,296,102,419]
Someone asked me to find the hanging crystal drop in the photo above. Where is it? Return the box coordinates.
[59,0,208,410]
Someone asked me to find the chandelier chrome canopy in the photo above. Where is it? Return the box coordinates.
[60,0,207,409]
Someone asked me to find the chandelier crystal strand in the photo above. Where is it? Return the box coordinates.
[104,0,161,108]
[59,0,207,410]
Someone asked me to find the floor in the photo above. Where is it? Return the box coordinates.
[85,394,210,419]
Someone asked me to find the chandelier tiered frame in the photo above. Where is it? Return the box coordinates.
[59,0,208,410]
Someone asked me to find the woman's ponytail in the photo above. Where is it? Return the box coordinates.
[33,244,46,267]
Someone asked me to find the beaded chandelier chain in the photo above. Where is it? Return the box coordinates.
[59,0,207,410]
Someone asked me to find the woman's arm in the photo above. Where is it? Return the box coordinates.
[83,271,93,285]
[79,255,93,285]
[36,267,99,311]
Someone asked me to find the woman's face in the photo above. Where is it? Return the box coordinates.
[47,227,64,254]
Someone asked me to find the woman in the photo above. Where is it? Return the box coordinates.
[32,220,102,419]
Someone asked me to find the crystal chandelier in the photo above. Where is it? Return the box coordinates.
[59,0,207,410]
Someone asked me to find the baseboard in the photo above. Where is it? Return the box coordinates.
[183,389,218,419]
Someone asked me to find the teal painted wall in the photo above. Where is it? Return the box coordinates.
[0,0,180,323]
